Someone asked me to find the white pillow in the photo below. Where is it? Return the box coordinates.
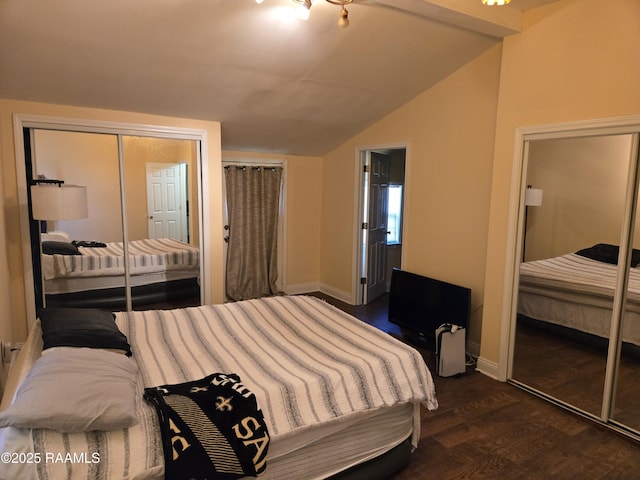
[0,348,139,432]
[41,231,70,242]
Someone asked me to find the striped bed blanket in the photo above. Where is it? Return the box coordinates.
[42,238,200,280]
[26,295,437,480]
[519,253,640,313]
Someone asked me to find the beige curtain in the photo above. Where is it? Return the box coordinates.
[224,165,283,301]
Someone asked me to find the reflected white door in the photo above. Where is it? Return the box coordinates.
[146,162,187,241]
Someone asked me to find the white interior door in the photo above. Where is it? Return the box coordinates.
[146,162,188,241]
[366,152,390,303]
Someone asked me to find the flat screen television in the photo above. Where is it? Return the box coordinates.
[388,268,471,351]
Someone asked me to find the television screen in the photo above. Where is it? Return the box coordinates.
[388,268,471,350]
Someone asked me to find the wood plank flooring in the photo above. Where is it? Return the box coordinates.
[310,292,640,480]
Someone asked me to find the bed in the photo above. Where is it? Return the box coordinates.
[518,244,640,348]
[41,232,200,309]
[0,295,438,480]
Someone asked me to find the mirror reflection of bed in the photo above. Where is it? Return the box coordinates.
[30,129,202,311]
[511,132,640,433]
[42,232,201,310]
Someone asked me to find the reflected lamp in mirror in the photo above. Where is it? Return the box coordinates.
[525,186,543,207]
[31,181,88,223]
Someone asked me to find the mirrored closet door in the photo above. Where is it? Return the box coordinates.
[20,119,206,317]
[509,121,640,440]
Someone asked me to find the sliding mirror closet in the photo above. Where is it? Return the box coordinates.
[509,117,640,440]
[17,116,207,320]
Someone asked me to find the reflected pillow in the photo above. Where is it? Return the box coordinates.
[41,231,71,243]
[575,243,640,267]
[39,307,132,356]
[0,348,139,432]
[41,241,80,255]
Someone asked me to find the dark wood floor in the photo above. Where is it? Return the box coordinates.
[311,292,640,480]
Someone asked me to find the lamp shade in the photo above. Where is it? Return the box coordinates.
[31,184,88,221]
[525,187,543,207]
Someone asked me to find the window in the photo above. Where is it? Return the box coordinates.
[387,184,403,245]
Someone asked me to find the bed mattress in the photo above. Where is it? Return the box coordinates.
[518,253,640,345]
[42,238,200,281]
[0,295,437,480]
[44,269,199,295]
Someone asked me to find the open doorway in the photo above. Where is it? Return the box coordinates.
[356,147,406,305]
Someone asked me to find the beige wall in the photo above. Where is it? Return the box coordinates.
[481,0,640,372]
[0,99,223,343]
[221,150,323,291]
[320,45,503,349]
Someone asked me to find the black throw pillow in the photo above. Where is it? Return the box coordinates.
[42,241,80,255]
[39,307,132,356]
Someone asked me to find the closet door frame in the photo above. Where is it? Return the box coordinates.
[13,113,211,328]
[499,114,640,439]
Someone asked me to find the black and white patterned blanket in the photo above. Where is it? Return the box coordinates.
[144,373,269,480]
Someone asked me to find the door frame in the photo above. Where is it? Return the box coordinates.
[499,115,640,384]
[13,113,211,328]
[353,143,409,305]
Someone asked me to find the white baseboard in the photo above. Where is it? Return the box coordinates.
[475,356,499,380]
[285,283,320,296]
[285,283,354,304]
[318,284,354,304]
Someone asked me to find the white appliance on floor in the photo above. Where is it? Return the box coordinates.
[435,324,466,377]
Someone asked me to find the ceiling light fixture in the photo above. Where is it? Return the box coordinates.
[481,0,511,5]
[296,0,312,20]
[257,0,354,27]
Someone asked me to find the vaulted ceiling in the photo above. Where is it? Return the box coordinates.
[0,0,558,155]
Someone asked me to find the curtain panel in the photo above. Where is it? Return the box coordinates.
[224,166,283,301]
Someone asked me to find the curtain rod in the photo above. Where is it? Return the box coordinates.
[224,165,280,171]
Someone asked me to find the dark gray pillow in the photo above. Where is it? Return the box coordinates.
[42,240,80,255]
[0,348,139,432]
[575,243,640,267]
[39,307,132,356]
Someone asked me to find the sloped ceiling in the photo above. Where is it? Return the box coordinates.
[0,0,558,155]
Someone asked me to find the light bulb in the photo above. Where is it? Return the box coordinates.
[255,0,264,4]
[298,0,312,19]
[337,7,349,28]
